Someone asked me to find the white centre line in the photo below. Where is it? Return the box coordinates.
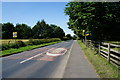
[20,48,55,64]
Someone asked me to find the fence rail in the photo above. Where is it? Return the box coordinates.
[84,40,120,69]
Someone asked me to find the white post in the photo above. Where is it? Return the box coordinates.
[108,43,110,63]
[99,42,100,54]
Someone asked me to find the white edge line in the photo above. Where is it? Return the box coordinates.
[61,40,74,78]
[20,48,54,64]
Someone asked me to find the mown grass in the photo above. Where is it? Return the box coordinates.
[77,40,119,79]
[1,41,61,57]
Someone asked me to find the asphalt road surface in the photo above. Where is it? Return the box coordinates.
[2,40,98,79]
[2,40,73,78]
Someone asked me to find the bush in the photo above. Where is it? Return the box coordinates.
[2,38,61,50]
[2,41,26,50]
[62,37,70,41]
[29,38,61,45]
[15,41,26,48]
[2,44,9,50]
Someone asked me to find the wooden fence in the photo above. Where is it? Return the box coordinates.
[83,40,120,68]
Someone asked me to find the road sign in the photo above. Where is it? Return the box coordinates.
[82,30,89,36]
[85,32,89,36]
[83,30,85,33]
[82,30,85,36]
[13,32,17,38]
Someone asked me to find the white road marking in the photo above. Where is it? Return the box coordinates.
[46,53,61,56]
[50,41,74,78]
[46,48,68,56]
[20,48,54,64]
[20,53,44,64]
[20,41,73,64]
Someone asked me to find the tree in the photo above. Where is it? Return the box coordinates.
[15,24,32,39]
[73,35,77,40]
[65,2,95,39]
[32,20,65,39]
[32,20,53,39]
[2,22,15,39]
[66,34,73,40]
[64,2,120,41]
[2,20,66,39]
[50,24,65,39]
[0,23,2,39]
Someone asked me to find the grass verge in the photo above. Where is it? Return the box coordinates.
[77,40,119,79]
[1,41,61,57]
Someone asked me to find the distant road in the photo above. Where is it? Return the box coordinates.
[2,40,73,78]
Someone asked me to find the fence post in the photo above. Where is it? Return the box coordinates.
[108,43,110,63]
[85,36,87,47]
[82,39,84,43]
[90,40,92,49]
[98,42,100,54]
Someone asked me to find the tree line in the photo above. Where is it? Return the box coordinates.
[1,20,66,39]
[64,2,120,41]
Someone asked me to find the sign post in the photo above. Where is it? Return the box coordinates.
[13,32,17,42]
[83,30,89,47]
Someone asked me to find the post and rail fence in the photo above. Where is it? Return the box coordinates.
[83,40,120,69]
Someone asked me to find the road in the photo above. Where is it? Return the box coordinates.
[2,40,98,79]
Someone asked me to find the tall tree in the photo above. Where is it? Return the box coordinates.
[0,23,2,39]
[50,24,65,39]
[66,34,73,40]
[64,2,120,41]
[32,20,65,39]
[15,24,32,39]
[32,20,52,39]
[2,22,15,39]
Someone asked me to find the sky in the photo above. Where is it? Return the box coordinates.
[2,2,75,36]
[1,0,71,2]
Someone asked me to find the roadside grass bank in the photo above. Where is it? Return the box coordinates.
[77,40,119,79]
[1,41,61,57]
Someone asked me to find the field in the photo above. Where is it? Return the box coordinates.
[1,39,29,45]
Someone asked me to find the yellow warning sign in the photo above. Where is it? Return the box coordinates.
[85,33,89,36]
[13,32,17,38]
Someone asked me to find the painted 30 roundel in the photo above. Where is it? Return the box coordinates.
[46,48,67,56]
